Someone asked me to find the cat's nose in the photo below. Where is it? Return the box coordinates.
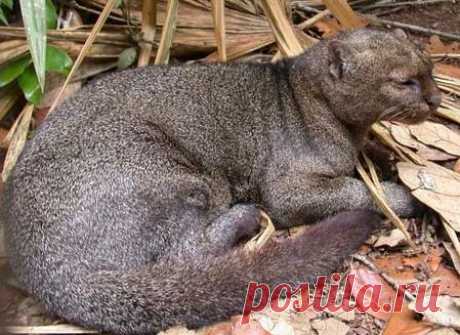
[427,93,442,109]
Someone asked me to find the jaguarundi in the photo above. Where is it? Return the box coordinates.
[2,28,441,334]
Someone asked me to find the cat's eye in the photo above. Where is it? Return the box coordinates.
[399,79,420,88]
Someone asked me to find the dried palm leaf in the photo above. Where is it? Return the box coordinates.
[137,0,157,66]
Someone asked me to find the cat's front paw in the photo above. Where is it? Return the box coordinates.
[206,204,262,250]
[381,181,425,217]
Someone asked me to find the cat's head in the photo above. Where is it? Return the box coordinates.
[315,28,441,127]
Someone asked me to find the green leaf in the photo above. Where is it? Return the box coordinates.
[0,7,7,25]
[19,0,47,92]
[3,0,13,10]
[18,65,42,105]
[117,47,138,70]
[0,55,32,87]
[46,45,73,75]
[45,0,57,29]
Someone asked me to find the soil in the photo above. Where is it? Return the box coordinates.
[382,1,460,40]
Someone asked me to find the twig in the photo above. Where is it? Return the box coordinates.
[352,254,416,302]
[72,2,125,23]
[371,7,406,17]
[260,0,304,57]
[366,16,460,42]
[48,0,119,115]
[292,4,322,15]
[357,157,416,249]
[2,104,34,182]
[154,0,178,64]
[3,325,98,334]
[323,0,365,29]
[245,210,276,252]
[360,0,455,11]
[431,53,460,59]
[0,27,130,46]
[211,0,227,62]
[137,0,157,67]
[298,9,331,30]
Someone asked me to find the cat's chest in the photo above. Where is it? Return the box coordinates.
[306,129,359,176]
[279,136,357,177]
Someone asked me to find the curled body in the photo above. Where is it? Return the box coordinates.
[2,29,441,334]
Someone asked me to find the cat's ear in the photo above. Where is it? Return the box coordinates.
[393,28,408,40]
[328,40,356,80]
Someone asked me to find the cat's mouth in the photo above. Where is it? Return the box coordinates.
[380,104,433,124]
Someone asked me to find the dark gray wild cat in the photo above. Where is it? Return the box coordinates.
[2,29,441,334]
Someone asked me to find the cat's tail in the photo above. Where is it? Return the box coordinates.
[43,210,380,334]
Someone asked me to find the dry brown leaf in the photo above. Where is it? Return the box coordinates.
[382,303,433,335]
[245,211,275,251]
[427,328,458,335]
[0,42,29,66]
[2,104,34,182]
[322,0,367,29]
[426,36,460,55]
[350,265,432,334]
[435,74,460,99]
[375,250,460,297]
[254,315,296,335]
[211,0,227,62]
[242,296,316,335]
[155,0,179,64]
[159,326,197,335]
[435,64,460,81]
[357,159,415,248]
[443,242,460,276]
[49,41,125,59]
[374,229,407,248]
[0,127,8,147]
[48,0,120,115]
[388,122,456,161]
[38,73,82,110]
[454,159,460,174]
[0,86,22,123]
[311,318,349,335]
[409,296,460,331]
[260,0,303,57]
[369,247,460,298]
[327,309,355,322]
[0,0,275,62]
[4,324,98,334]
[431,265,460,297]
[314,18,342,38]
[397,162,460,231]
[137,0,157,67]
[372,122,424,164]
[205,33,274,62]
[199,321,232,335]
[349,266,396,321]
[230,317,270,335]
[298,9,330,31]
[408,122,460,157]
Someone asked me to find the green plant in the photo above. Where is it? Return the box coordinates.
[0,0,13,24]
[0,0,73,105]
[0,46,73,105]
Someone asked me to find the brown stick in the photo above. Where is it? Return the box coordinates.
[210,0,227,62]
[366,16,460,42]
[137,0,157,67]
[154,0,179,64]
